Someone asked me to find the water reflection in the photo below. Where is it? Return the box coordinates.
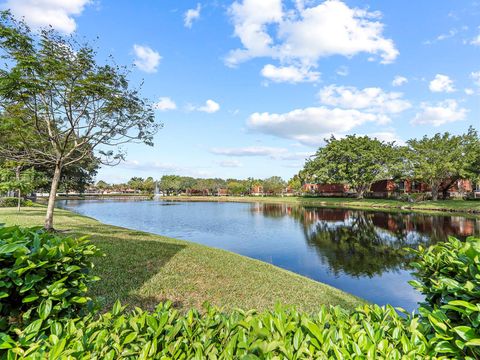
[253,204,478,278]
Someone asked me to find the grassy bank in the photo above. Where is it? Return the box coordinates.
[161,195,480,215]
[0,207,363,312]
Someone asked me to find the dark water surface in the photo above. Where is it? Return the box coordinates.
[57,199,480,311]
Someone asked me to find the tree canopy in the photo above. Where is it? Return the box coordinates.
[304,135,399,198]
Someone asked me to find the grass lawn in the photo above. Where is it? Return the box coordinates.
[0,206,364,312]
[161,195,480,215]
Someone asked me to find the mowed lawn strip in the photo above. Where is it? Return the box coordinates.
[161,196,480,215]
[0,206,364,312]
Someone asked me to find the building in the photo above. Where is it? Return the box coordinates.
[302,183,349,196]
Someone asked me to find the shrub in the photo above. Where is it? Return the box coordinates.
[0,198,34,208]
[0,226,102,329]
[0,226,479,359]
[0,301,433,359]
[409,236,480,358]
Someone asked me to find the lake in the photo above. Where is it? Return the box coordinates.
[57,199,480,311]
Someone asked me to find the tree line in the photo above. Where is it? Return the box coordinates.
[301,128,480,200]
[94,176,289,196]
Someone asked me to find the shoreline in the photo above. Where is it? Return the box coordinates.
[158,195,480,216]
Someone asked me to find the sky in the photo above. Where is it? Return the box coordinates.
[2,0,480,183]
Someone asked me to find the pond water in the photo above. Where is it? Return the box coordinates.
[57,199,480,311]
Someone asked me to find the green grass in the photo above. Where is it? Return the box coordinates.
[161,195,480,215]
[0,206,364,313]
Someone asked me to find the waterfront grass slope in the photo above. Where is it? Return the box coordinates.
[0,207,364,312]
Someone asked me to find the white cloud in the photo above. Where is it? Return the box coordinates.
[154,97,177,111]
[211,146,288,157]
[133,45,161,73]
[218,160,243,168]
[471,32,480,46]
[368,131,404,145]
[429,74,455,93]
[392,75,408,87]
[247,106,387,146]
[465,88,475,95]
[261,64,320,83]
[471,71,480,87]
[318,85,411,115]
[336,66,349,77]
[184,3,201,28]
[197,99,220,113]
[4,0,90,34]
[411,100,467,126]
[227,0,398,70]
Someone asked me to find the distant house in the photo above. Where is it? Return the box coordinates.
[370,179,473,198]
[302,183,349,196]
[186,189,210,196]
[217,188,228,196]
[250,185,264,196]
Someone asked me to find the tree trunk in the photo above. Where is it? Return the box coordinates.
[44,163,62,230]
[431,184,439,201]
[15,166,21,212]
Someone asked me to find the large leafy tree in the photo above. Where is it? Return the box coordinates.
[406,129,480,201]
[0,12,159,229]
[305,135,399,198]
[263,176,286,195]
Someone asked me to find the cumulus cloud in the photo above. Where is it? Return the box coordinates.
[218,160,243,168]
[133,45,161,73]
[4,0,91,33]
[336,66,349,77]
[465,88,475,95]
[211,146,288,157]
[226,0,398,78]
[411,100,467,126]
[184,3,201,28]
[429,74,455,93]
[247,107,386,146]
[154,97,177,111]
[471,32,480,46]
[392,75,408,87]
[318,85,411,116]
[471,71,480,87]
[196,99,220,113]
[261,64,320,83]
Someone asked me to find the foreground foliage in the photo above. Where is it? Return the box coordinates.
[2,302,431,359]
[409,237,480,358]
[0,226,102,329]
[0,225,479,359]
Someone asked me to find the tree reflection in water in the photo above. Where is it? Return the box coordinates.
[252,203,479,278]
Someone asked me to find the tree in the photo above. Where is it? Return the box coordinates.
[96,180,110,194]
[263,176,286,196]
[0,13,159,229]
[406,130,480,201]
[288,175,303,194]
[0,165,40,210]
[227,181,247,196]
[142,177,156,193]
[304,135,398,198]
[159,175,182,196]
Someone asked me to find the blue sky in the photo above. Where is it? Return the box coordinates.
[3,0,480,183]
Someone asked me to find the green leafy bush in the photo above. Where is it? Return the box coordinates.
[1,226,479,359]
[1,301,433,359]
[409,237,480,358]
[0,198,34,208]
[0,226,102,329]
